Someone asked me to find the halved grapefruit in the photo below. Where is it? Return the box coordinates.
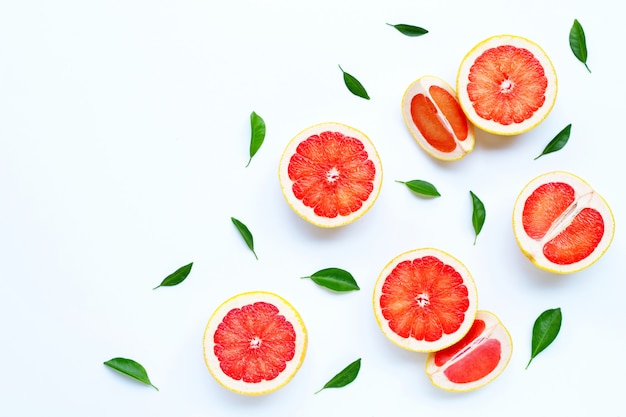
[373,248,478,352]
[278,122,383,228]
[457,35,557,136]
[203,291,307,395]
[512,171,615,274]
[402,75,475,161]
[426,310,513,392]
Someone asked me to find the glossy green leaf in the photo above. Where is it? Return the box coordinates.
[470,191,485,245]
[315,358,361,394]
[302,267,360,292]
[569,19,591,73]
[246,111,266,167]
[526,307,562,369]
[535,124,572,160]
[104,357,158,390]
[395,179,441,197]
[231,217,258,259]
[153,262,193,289]
[386,23,428,37]
[338,65,370,100]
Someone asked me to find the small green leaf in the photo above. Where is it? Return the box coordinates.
[395,179,441,197]
[526,307,562,369]
[386,23,428,37]
[302,267,360,292]
[315,358,361,394]
[153,262,193,289]
[338,65,370,100]
[470,191,485,245]
[104,357,158,390]
[569,19,591,73]
[231,217,258,259]
[246,111,266,167]
[535,124,572,160]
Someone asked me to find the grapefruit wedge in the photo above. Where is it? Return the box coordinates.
[373,248,478,352]
[203,291,307,395]
[402,75,475,161]
[457,35,557,136]
[278,122,383,228]
[426,310,513,392]
[512,171,615,274]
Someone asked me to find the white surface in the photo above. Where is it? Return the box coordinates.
[1,1,624,416]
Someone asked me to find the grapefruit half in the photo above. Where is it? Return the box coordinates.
[512,171,615,274]
[426,310,513,392]
[278,122,383,228]
[373,248,478,352]
[203,291,307,395]
[402,75,475,161]
[457,35,557,136]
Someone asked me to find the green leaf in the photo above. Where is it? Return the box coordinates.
[395,179,441,197]
[535,124,572,160]
[231,217,258,259]
[470,191,485,245]
[246,111,266,167]
[104,357,158,390]
[315,358,361,394]
[153,262,193,289]
[302,267,360,292]
[338,65,370,100]
[569,19,591,73]
[526,307,562,369]
[386,23,428,37]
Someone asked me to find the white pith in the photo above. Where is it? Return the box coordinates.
[401,75,475,161]
[512,171,615,274]
[372,248,478,353]
[425,311,513,392]
[202,291,307,395]
[278,122,383,228]
[456,35,558,136]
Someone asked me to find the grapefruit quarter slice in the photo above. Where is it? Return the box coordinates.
[426,310,513,392]
[203,291,307,395]
[278,122,383,228]
[402,75,475,161]
[457,34,557,136]
[373,248,478,352]
[512,171,615,274]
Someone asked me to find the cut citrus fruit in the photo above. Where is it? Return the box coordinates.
[401,75,475,161]
[457,35,557,136]
[373,248,478,352]
[202,291,307,395]
[426,310,512,392]
[512,171,615,274]
[278,122,383,228]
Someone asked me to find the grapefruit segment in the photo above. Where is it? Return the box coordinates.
[426,311,513,392]
[457,35,557,135]
[203,291,307,395]
[402,75,475,161]
[278,122,383,228]
[513,171,615,274]
[373,248,478,352]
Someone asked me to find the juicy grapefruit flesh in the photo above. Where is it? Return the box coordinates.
[213,301,296,383]
[522,182,575,239]
[379,256,470,342]
[468,45,547,125]
[443,338,501,384]
[287,131,376,219]
[544,207,604,265]
[429,85,469,141]
[410,94,457,153]
[433,319,486,367]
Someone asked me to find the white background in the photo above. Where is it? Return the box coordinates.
[1,1,624,416]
